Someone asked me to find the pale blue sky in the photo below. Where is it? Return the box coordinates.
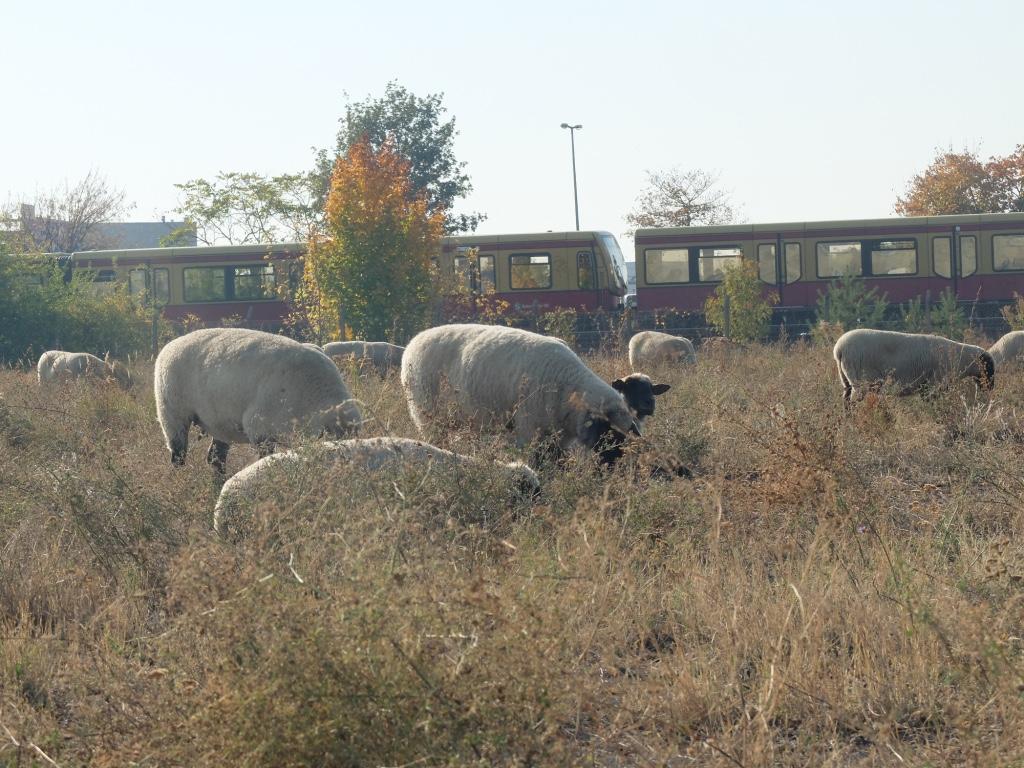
[3,0,1021,256]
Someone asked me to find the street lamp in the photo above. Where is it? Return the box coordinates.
[560,122,582,230]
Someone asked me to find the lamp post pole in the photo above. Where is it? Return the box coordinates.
[560,123,582,230]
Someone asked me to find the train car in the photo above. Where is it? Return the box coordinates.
[634,213,1024,312]
[72,242,303,328]
[439,230,629,311]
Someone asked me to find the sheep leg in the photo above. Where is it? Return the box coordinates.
[206,439,230,474]
[170,426,189,466]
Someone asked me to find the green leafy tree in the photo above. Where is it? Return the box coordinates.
[704,260,777,342]
[315,81,482,234]
[815,273,888,331]
[173,171,321,245]
[928,288,968,339]
[301,138,445,343]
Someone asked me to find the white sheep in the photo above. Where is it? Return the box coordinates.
[611,373,671,426]
[401,324,641,465]
[988,331,1024,369]
[833,328,995,403]
[214,437,541,536]
[154,328,362,472]
[322,341,405,376]
[628,331,697,369]
[37,350,133,390]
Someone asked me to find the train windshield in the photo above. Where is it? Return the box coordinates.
[599,234,628,295]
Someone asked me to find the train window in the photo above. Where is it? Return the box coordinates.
[454,255,473,290]
[93,269,117,282]
[870,239,917,276]
[816,242,862,278]
[933,237,977,277]
[644,248,690,284]
[510,253,552,289]
[577,251,595,290]
[993,235,1024,271]
[234,265,276,300]
[785,243,801,283]
[479,255,496,291]
[757,244,776,284]
[129,268,170,302]
[698,246,742,282]
[184,267,227,302]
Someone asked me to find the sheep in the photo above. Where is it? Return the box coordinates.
[611,373,670,426]
[988,331,1024,369]
[214,437,541,536]
[401,324,641,465]
[628,331,697,369]
[322,341,405,376]
[154,327,362,472]
[37,350,133,391]
[833,329,995,404]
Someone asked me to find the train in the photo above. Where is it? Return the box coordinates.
[55,213,1024,330]
[61,230,630,328]
[634,212,1024,312]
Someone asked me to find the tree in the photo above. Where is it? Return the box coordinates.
[300,138,444,343]
[626,168,738,233]
[815,273,888,331]
[173,171,321,246]
[703,260,777,342]
[314,81,482,234]
[895,144,1024,216]
[2,170,132,253]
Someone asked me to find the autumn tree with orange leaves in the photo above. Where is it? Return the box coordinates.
[299,138,445,343]
[896,145,1024,216]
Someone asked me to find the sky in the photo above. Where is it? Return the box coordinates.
[3,0,1022,259]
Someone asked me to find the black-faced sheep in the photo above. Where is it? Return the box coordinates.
[213,437,540,536]
[401,324,641,465]
[628,331,697,369]
[154,328,362,472]
[322,341,405,376]
[988,331,1024,369]
[833,328,995,403]
[612,373,670,426]
[37,351,133,391]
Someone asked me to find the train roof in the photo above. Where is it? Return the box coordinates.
[57,242,307,263]
[634,212,1024,243]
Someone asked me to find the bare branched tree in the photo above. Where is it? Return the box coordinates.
[625,168,738,233]
[2,170,132,252]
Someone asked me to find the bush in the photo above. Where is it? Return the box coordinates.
[538,307,577,348]
[1001,293,1024,331]
[815,272,888,330]
[704,260,777,342]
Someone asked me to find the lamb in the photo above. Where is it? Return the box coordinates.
[988,331,1024,369]
[833,328,995,403]
[611,373,670,426]
[213,436,541,536]
[37,350,133,391]
[628,331,697,369]
[154,328,362,472]
[322,341,405,376]
[401,324,641,465]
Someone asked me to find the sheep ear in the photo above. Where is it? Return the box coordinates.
[652,383,671,395]
[611,378,626,392]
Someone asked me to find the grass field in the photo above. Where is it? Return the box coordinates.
[1,340,1023,766]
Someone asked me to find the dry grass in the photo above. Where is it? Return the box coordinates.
[1,340,1024,766]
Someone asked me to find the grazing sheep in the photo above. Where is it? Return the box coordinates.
[628,331,697,369]
[611,373,670,426]
[833,329,995,403]
[37,350,133,391]
[155,328,362,472]
[214,437,540,536]
[401,324,641,465]
[988,331,1024,368]
[322,341,405,376]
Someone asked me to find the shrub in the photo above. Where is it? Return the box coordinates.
[704,260,777,342]
[539,307,577,348]
[815,272,888,330]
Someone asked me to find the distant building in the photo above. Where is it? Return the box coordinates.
[625,261,636,293]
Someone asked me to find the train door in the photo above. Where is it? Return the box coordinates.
[755,235,802,305]
[575,248,600,309]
